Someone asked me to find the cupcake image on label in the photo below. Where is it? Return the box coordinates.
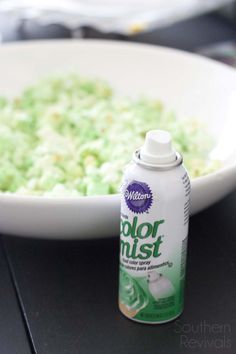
[119,268,148,318]
[147,271,175,300]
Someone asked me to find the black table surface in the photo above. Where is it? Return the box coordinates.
[0,241,31,354]
[1,190,236,354]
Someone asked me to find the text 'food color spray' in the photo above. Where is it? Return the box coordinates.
[119,130,191,324]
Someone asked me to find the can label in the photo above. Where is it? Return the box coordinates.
[119,165,190,323]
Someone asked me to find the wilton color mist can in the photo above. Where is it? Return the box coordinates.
[118,130,191,324]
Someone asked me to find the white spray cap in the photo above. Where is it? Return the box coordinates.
[140,130,176,164]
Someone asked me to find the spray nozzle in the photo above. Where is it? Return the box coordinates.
[140,130,176,164]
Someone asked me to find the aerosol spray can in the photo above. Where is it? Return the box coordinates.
[119,130,190,324]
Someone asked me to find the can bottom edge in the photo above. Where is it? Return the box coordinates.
[119,306,184,325]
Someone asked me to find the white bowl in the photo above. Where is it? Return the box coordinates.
[0,40,235,239]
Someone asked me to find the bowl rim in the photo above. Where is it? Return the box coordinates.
[3,38,236,76]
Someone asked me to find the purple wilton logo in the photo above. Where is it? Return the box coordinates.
[124,180,153,214]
